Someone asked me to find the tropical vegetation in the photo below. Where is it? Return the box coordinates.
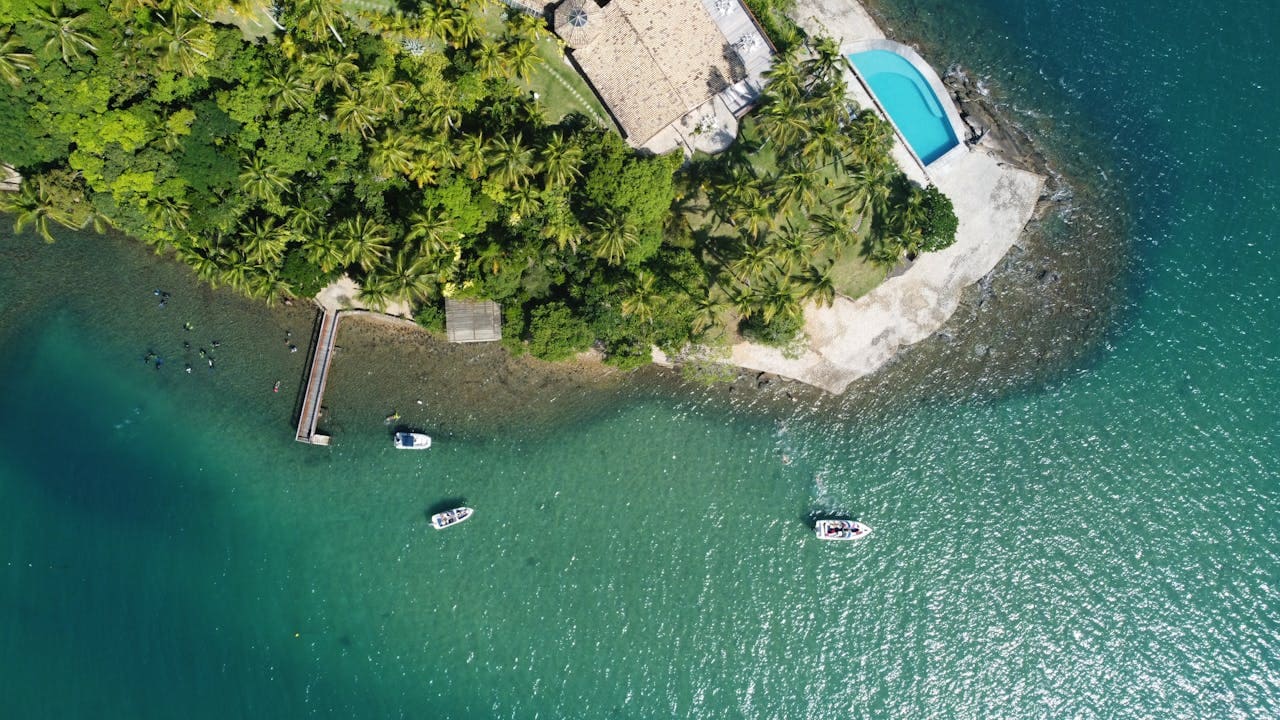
[0,0,956,367]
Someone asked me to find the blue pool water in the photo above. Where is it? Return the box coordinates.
[850,49,960,164]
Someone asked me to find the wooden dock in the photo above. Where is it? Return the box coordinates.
[295,309,340,445]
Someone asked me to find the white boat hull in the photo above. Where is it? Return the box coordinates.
[815,520,871,540]
[394,432,432,450]
[431,507,473,530]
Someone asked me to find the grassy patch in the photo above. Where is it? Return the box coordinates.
[519,38,612,128]
[473,6,610,127]
[828,249,884,299]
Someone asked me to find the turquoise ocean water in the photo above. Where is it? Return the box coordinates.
[2,0,1278,716]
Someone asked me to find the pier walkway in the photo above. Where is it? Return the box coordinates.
[295,309,340,445]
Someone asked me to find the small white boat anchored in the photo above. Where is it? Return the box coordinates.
[393,432,432,450]
[815,519,872,541]
[431,507,473,530]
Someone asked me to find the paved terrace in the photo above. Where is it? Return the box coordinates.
[726,0,1047,393]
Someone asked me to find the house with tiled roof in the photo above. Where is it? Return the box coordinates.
[551,0,773,155]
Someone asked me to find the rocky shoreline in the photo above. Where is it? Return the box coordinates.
[649,0,1130,411]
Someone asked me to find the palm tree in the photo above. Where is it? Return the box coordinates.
[239,154,289,205]
[836,158,895,225]
[730,243,773,286]
[471,40,503,80]
[690,289,729,334]
[0,30,36,88]
[489,134,535,189]
[502,38,539,83]
[355,275,393,311]
[107,0,159,22]
[729,285,758,320]
[247,272,292,305]
[769,220,816,276]
[337,215,391,271]
[423,89,463,133]
[802,36,844,87]
[176,245,220,284]
[796,261,837,308]
[758,279,802,324]
[729,192,775,238]
[417,4,454,43]
[456,133,489,180]
[376,251,436,303]
[442,6,481,49]
[286,197,327,236]
[369,130,417,178]
[361,65,412,117]
[407,155,439,188]
[167,0,218,19]
[538,132,582,189]
[589,213,637,266]
[755,96,810,150]
[405,208,458,258]
[304,46,359,93]
[867,236,905,269]
[771,166,823,216]
[799,115,844,169]
[145,195,191,235]
[148,11,215,77]
[333,90,379,138]
[237,217,291,265]
[761,47,803,104]
[0,179,70,242]
[295,0,348,45]
[540,194,582,252]
[419,134,458,173]
[305,228,347,272]
[30,0,98,65]
[263,64,311,113]
[474,241,507,276]
[507,11,546,44]
[506,184,542,224]
[808,210,855,253]
[882,190,927,259]
[714,165,761,209]
[621,271,660,325]
[216,257,253,293]
[847,113,895,167]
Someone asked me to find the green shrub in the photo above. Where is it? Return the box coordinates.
[279,248,335,298]
[413,301,446,334]
[740,311,804,349]
[500,302,528,357]
[527,302,593,362]
[918,185,959,253]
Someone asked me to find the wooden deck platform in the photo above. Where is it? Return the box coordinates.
[445,298,502,343]
[295,309,340,445]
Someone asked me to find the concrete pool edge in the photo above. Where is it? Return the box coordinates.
[845,38,969,175]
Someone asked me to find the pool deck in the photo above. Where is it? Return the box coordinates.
[726,0,1046,394]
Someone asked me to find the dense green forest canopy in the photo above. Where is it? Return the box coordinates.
[0,0,956,366]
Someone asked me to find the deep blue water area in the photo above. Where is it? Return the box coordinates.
[1,0,1277,716]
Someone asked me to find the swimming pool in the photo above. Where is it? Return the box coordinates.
[849,49,959,165]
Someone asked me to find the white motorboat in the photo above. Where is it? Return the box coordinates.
[431,507,473,530]
[815,519,871,541]
[393,432,432,450]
